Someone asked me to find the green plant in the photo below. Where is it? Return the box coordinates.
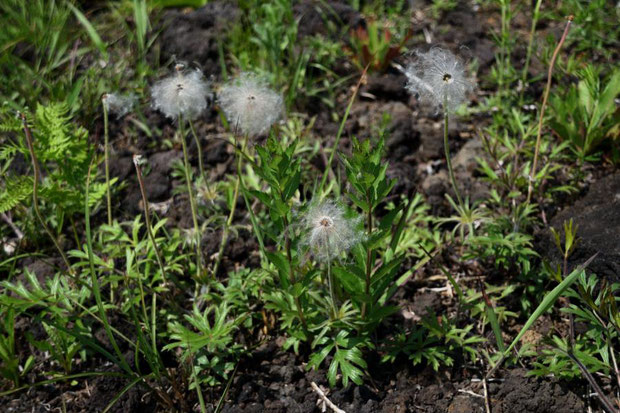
[165,302,244,387]
[547,0,620,60]
[151,65,211,280]
[430,0,458,19]
[485,256,595,379]
[0,0,74,107]
[527,16,573,202]
[488,0,517,91]
[27,319,84,376]
[253,132,413,386]
[228,0,347,110]
[530,272,619,412]
[308,329,368,387]
[0,104,108,260]
[465,219,538,272]
[229,0,299,108]
[549,65,620,162]
[340,136,400,321]
[383,312,484,370]
[347,17,412,72]
[0,307,34,388]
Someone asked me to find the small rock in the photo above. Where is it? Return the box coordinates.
[365,73,408,101]
[143,171,170,202]
[149,150,182,175]
[108,155,133,180]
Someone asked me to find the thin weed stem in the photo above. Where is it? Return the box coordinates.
[318,65,369,195]
[187,344,207,413]
[102,96,113,226]
[519,0,543,103]
[191,360,207,413]
[178,114,203,280]
[21,113,73,275]
[527,16,573,203]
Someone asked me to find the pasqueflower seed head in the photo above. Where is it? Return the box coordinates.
[405,47,473,113]
[300,200,363,262]
[217,73,283,137]
[102,93,136,117]
[151,64,210,120]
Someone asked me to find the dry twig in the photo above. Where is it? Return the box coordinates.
[311,382,346,413]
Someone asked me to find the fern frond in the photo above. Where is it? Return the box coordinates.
[0,142,21,161]
[0,107,21,133]
[0,175,33,213]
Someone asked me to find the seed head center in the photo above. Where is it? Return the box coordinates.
[319,217,333,228]
[442,73,453,83]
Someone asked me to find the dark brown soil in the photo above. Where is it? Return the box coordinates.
[544,171,620,282]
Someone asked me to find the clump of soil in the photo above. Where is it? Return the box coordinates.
[545,171,620,282]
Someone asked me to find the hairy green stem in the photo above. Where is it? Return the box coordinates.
[188,118,213,199]
[239,173,265,253]
[21,114,73,275]
[361,191,373,319]
[282,214,309,334]
[212,136,247,278]
[102,96,112,226]
[325,246,337,318]
[443,98,463,208]
[178,115,203,280]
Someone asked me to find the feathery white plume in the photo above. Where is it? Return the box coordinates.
[151,64,210,120]
[300,200,363,262]
[218,73,283,137]
[405,48,473,113]
[102,93,136,118]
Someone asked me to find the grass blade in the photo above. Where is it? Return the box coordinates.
[68,3,108,58]
[486,254,597,379]
[102,376,143,413]
[504,255,595,356]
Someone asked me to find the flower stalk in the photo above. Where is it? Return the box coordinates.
[102,95,113,226]
[178,114,203,280]
[443,94,463,208]
[212,135,245,279]
[188,118,213,200]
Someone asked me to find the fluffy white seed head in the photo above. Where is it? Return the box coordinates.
[151,64,210,120]
[300,201,363,262]
[102,93,136,117]
[218,73,283,137]
[405,48,473,113]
